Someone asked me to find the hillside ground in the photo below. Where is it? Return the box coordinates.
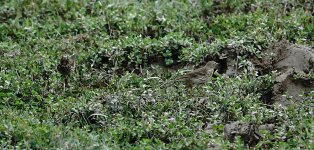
[0,0,313,149]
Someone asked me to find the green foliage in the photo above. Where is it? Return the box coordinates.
[0,0,313,149]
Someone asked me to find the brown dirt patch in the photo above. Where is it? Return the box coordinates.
[254,40,314,105]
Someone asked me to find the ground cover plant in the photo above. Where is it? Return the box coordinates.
[0,0,313,149]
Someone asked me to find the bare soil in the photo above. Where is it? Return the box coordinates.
[256,40,314,105]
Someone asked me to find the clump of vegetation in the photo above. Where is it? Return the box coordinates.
[0,0,313,149]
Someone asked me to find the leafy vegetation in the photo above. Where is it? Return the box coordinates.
[0,0,313,149]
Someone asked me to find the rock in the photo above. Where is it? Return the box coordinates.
[223,121,275,146]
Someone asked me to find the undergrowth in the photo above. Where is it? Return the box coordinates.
[0,0,313,149]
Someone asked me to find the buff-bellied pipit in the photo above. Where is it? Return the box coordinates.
[57,54,75,91]
[176,61,219,87]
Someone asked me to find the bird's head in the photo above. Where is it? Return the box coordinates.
[60,55,70,64]
[205,61,219,69]
[60,54,76,66]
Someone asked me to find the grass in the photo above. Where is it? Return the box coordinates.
[0,0,313,149]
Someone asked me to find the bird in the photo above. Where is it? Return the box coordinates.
[57,54,75,91]
[176,61,219,87]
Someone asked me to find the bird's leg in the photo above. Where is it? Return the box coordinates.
[65,77,69,88]
[63,77,68,93]
[188,86,193,97]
